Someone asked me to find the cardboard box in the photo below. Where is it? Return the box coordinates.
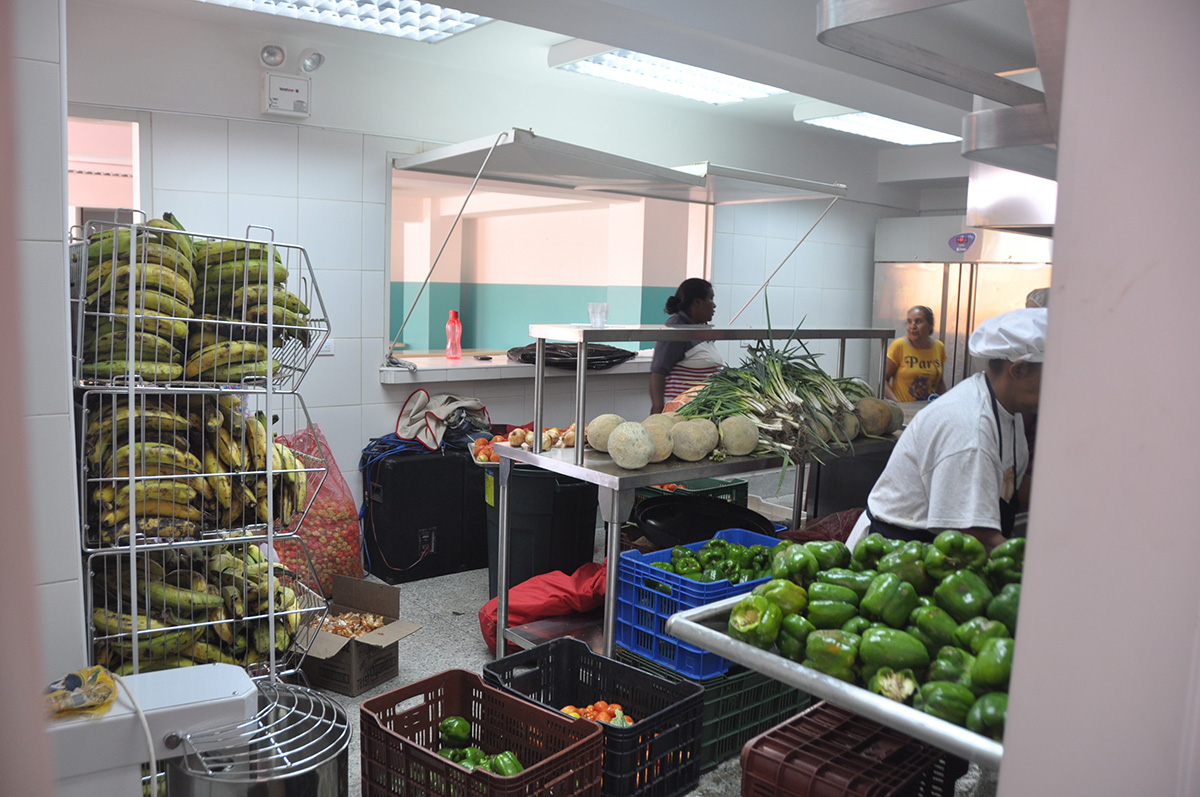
[301,574,421,697]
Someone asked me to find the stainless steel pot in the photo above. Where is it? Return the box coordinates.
[167,681,349,797]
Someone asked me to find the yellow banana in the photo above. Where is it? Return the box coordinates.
[81,330,181,364]
[109,517,199,542]
[86,228,135,261]
[84,258,128,293]
[101,499,202,528]
[221,585,245,618]
[80,360,184,382]
[85,401,191,442]
[194,239,283,267]
[203,445,233,509]
[92,608,166,635]
[95,480,197,508]
[91,308,189,344]
[211,358,280,383]
[203,258,289,286]
[87,262,195,307]
[107,441,203,475]
[211,425,245,471]
[141,579,223,614]
[146,218,194,264]
[135,241,197,286]
[108,289,195,320]
[184,340,269,380]
[183,640,239,665]
[230,284,310,315]
[242,411,269,472]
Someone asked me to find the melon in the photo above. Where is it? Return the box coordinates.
[585,413,625,452]
[888,401,905,433]
[673,419,719,462]
[830,412,860,446]
[719,416,759,457]
[607,422,656,469]
[855,397,894,437]
[642,413,679,430]
[643,421,674,463]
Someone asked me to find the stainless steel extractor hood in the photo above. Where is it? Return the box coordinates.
[391,128,847,205]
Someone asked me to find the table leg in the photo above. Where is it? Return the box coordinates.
[598,486,636,657]
[495,456,513,659]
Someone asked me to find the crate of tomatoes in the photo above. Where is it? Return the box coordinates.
[483,638,703,797]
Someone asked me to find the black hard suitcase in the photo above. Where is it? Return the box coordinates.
[361,449,487,584]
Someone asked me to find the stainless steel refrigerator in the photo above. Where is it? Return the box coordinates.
[871,217,1052,390]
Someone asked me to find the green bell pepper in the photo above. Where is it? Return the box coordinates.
[491,751,524,776]
[807,581,858,606]
[459,747,487,765]
[954,616,1010,654]
[439,715,471,748]
[699,566,724,583]
[841,615,874,635]
[725,543,750,569]
[646,562,674,594]
[860,572,920,628]
[934,569,994,624]
[728,594,783,649]
[771,543,819,587]
[801,630,861,683]
[985,537,1025,589]
[916,595,936,608]
[970,636,1014,693]
[673,555,702,579]
[924,530,988,580]
[868,667,919,704]
[966,692,1008,741]
[776,612,815,662]
[698,548,726,568]
[808,599,860,630]
[733,567,758,585]
[671,546,695,564]
[907,605,959,659]
[438,748,463,762]
[746,544,773,571]
[850,533,898,572]
[803,540,851,571]
[877,540,934,595]
[816,568,878,600]
[986,583,1021,635]
[859,627,931,682]
[752,578,808,616]
[927,646,976,686]
[914,681,977,726]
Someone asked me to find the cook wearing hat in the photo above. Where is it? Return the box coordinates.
[846,308,1049,551]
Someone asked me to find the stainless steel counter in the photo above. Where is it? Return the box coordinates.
[665,594,1004,769]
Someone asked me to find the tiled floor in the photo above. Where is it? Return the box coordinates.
[318,470,798,795]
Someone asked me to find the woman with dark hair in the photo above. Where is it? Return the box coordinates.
[884,305,948,403]
[649,278,720,414]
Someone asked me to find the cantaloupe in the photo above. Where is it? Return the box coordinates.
[643,421,674,463]
[855,397,894,437]
[585,414,625,452]
[642,413,679,430]
[673,419,719,462]
[830,412,860,446]
[719,415,759,457]
[607,422,656,469]
[888,401,905,433]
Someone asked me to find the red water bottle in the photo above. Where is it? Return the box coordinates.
[446,310,462,359]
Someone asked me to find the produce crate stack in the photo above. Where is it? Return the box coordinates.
[70,215,332,679]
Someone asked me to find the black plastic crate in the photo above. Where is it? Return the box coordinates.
[616,646,811,773]
[483,638,704,797]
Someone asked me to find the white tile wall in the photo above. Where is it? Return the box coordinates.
[302,335,364,409]
[14,58,65,242]
[229,120,299,197]
[310,267,361,338]
[26,414,81,585]
[361,201,387,272]
[18,240,71,417]
[152,188,229,238]
[299,128,363,202]
[297,198,362,272]
[36,581,89,681]
[151,114,228,193]
[12,0,59,62]
[228,194,298,243]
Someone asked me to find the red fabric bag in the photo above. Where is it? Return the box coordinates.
[777,507,864,544]
[478,561,607,654]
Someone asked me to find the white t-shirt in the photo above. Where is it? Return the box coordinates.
[866,372,1028,535]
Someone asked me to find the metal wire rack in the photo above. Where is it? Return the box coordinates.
[87,535,327,679]
[78,388,328,551]
[72,220,331,391]
[167,680,350,787]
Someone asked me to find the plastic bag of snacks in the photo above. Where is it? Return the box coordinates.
[276,423,363,596]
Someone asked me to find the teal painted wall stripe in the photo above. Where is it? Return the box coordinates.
[392,283,701,352]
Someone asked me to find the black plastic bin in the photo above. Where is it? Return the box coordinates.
[483,638,704,797]
[483,465,599,598]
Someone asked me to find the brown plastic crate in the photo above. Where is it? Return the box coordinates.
[361,668,604,796]
[740,702,968,797]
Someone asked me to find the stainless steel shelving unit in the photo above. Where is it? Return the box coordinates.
[494,323,895,659]
[665,594,1004,768]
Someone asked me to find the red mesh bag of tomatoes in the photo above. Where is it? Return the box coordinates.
[274,424,363,596]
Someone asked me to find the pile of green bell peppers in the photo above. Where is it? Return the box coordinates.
[719,530,1026,742]
[435,716,525,775]
[654,538,774,586]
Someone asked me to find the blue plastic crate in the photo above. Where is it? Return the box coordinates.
[614,528,780,680]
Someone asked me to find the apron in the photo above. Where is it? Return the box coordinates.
[850,376,1019,546]
[663,339,723,401]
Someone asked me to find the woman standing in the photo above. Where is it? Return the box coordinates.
[649,278,721,414]
[883,305,948,402]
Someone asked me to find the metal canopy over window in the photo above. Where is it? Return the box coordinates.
[391,128,847,204]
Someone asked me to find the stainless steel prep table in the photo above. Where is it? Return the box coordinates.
[494,323,895,659]
[665,594,1004,768]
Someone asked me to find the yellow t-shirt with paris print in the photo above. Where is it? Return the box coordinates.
[887,338,946,402]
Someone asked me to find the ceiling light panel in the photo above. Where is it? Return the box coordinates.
[197,1,490,43]
[556,49,787,105]
[802,112,961,146]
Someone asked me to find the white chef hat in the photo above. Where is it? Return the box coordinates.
[969,308,1049,363]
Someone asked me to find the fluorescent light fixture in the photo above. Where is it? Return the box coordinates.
[199,1,490,43]
[549,40,786,105]
[802,112,961,146]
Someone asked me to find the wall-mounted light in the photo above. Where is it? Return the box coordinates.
[260,44,286,68]
[299,48,326,73]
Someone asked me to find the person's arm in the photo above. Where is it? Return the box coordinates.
[962,527,1007,554]
[934,375,948,395]
[649,372,667,415]
[883,358,900,401]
